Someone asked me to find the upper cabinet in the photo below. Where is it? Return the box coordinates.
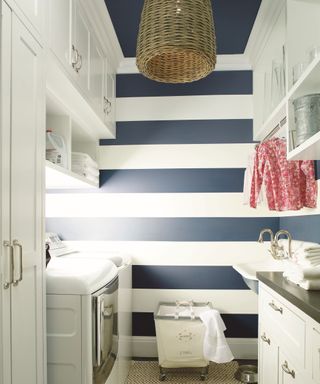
[47,0,117,140]
[253,0,320,160]
[11,0,45,38]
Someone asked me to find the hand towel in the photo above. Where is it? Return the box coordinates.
[299,279,320,290]
[283,264,320,281]
[199,309,234,364]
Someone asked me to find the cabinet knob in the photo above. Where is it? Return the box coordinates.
[269,300,283,314]
[71,45,82,73]
[281,361,295,379]
[260,332,271,345]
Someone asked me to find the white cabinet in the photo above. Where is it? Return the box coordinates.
[49,0,72,71]
[72,0,90,93]
[0,2,45,384]
[258,283,320,384]
[104,59,116,132]
[11,0,44,35]
[253,0,320,160]
[47,0,116,139]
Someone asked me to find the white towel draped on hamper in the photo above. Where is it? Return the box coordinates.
[199,309,234,363]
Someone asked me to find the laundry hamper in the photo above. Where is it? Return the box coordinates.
[154,301,213,381]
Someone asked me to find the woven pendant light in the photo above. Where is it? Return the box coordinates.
[136,0,216,83]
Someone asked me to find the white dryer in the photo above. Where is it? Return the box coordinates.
[46,243,119,384]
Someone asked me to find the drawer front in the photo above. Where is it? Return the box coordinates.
[260,288,306,367]
[312,326,320,384]
[279,350,306,384]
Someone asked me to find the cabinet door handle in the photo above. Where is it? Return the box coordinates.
[269,301,283,314]
[12,240,23,286]
[3,241,13,289]
[260,332,271,345]
[104,97,112,115]
[281,361,295,378]
[76,52,82,72]
[71,44,79,69]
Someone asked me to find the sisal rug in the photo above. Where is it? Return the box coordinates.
[126,360,241,383]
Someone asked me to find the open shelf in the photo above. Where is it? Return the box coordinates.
[46,161,99,189]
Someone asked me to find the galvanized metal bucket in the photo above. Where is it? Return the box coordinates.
[293,93,320,146]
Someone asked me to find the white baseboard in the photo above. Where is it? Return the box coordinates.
[132,337,258,360]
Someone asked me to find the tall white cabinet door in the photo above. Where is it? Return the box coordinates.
[72,0,89,92]
[0,6,13,384]
[259,326,279,384]
[49,0,72,70]
[10,15,44,384]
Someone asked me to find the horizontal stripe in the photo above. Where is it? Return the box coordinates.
[279,215,320,243]
[133,289,258,314]
[116,71,253,97]
[133,313,258,338]
[98,144,255,169]
[132,336,258,359]
[46,193,279,218]
[132,266,248,289]
[62,241,270,266]
[99,169,246,193]
[116,95,253,122]
[45,217,279,241]
[100,120,254,145]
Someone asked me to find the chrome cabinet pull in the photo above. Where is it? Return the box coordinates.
[71,45,82,73]
[260,332,271,345]
[281,361,295,378]
[3,241,13,289]
[12,240,23,285]
[269,301,283,314]
[71,44,79,70]
[103,97,112,115]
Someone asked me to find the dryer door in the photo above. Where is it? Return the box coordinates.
[92,276,119,384]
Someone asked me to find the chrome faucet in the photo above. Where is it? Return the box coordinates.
[258,228,281,260]
[274,230,292,260]
[258,228,293,260]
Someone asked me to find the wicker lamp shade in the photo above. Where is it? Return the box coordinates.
[136,0,216,83]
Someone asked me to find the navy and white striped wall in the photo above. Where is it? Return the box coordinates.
[46,70,319,359]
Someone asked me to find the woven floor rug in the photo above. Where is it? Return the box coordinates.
[126,361,241,383]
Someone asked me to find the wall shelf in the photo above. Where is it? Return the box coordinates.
[46,161,99,189]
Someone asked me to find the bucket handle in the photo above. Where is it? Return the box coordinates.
[174,300,195,320]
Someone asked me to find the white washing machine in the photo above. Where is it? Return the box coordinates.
[46,234,132,384]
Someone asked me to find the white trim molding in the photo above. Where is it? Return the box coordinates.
[132,337,258,360]
[117,55,252,74]
[244,0,286,67]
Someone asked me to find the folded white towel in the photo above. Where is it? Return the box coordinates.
[286,275,320,290]
[199,309,234,364]
[72,152,98,168]
[283,264,320,281]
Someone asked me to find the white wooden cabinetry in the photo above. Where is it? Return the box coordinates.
[259,283,320,384]
[0,2,45,384]
[10,0,44,37]
[253,0,320,160]
[47,0,116,140]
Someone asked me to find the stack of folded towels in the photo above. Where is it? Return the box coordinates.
[71,152,99,184]
[283,243,320,290]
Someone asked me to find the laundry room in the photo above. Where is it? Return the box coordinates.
[1,0,320,383]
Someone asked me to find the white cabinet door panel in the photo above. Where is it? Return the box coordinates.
[89,34,104,118]
[49,0,72,70]
[10,14,44,384]
[72,0,89,92]
[13,0,44,34]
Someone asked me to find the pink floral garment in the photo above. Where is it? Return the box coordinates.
[250,138,317,211]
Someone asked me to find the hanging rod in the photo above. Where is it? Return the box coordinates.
[256,116,287,148]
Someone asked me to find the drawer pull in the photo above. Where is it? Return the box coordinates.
[260,333,270,345]
[281,361,295,379]
[269,301,283,314]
